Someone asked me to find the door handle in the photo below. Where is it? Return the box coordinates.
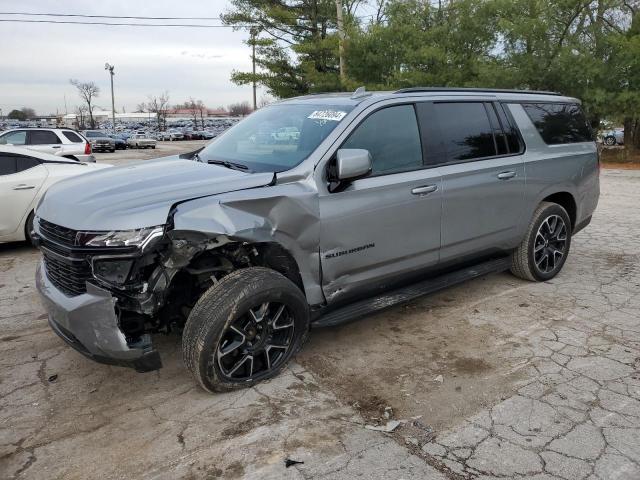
[13,184,35,190]
[411,185,438,195]
[51,145,61,149]
[497,171,516,180]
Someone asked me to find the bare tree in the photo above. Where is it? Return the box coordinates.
[258,95,275,108]
[228,101,252,117]
[147,92,170,131]
[134,103,147,113]
[195,100,207,129]
[70,79,99,129]
[74,105,88,130]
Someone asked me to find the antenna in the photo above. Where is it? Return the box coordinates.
[351,86,371,100]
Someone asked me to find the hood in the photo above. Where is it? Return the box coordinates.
[36,158,274,230]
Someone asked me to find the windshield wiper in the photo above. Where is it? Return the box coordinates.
[206,158,251,172]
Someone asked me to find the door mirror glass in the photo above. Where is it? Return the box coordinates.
[335,148,372,180]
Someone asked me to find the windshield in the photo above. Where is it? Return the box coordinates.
[197,103,354,173]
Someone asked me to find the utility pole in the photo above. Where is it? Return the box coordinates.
[105,62,116,133]
[250,27,259,111]
[335,0,346,83]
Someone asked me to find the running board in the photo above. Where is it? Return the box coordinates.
[312,257,511,328]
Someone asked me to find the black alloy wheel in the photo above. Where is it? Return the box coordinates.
[533,214,568,275]
[216,302,295,381]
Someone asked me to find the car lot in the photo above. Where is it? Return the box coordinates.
[1,159,639,479]
[92,139,207,166]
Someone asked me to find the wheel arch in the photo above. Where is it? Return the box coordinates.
[541,191,577,229]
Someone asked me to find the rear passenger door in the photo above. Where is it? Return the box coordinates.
[26,130,63,156]
[417,101,526,263]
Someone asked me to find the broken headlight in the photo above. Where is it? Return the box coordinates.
[91,258,135,285]
[77,226,164,249]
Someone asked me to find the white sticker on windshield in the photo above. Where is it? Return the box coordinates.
[308,110,347,122]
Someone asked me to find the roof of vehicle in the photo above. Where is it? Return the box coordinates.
[281,87,579,106]
[0,127,81,133]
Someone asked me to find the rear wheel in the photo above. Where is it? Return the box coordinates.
[510,202,572,281]
[603,136,616,146]
[183,267,309,393]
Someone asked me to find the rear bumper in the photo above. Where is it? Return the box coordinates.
[36,260,162,372]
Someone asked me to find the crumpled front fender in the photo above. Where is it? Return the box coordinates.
[170,182,324,305]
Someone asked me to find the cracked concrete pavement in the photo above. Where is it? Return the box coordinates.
[1,167,639,479]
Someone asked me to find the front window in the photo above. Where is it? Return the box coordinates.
[197,104,354,173]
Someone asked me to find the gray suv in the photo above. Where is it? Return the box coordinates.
[34,88,599,392]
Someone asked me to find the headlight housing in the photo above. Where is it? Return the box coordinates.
[77,226,164,248]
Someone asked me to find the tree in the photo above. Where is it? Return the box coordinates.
[7,109,26,121]
[74,105,88,130]
[20,107,36,119]
[146,92,171,131]
[195,100,207,129]
[228,101,253,116]
[222,0,342,97]
[70,79,99,129]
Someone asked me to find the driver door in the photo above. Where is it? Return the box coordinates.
[318,104,442,304]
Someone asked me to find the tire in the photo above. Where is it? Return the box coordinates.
[151,146,156,149]
[110,149,115,153]
[510,201,572,282]
[24,211,37,247]
[603,136,616,146]
[182,267,309,393]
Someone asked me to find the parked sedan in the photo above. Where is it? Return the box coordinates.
[127,133,157,149]
[108,134,128,150]
[0,146,110,244]
[83,131,116,152]
[0,128,95,162]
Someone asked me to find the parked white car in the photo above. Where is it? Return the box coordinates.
[127,133,157,149]
[0,146,110,244]
[0,128,95,162]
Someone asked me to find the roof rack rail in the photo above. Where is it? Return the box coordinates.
[393,87,561,96]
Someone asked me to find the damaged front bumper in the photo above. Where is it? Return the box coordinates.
[36,260,162,372]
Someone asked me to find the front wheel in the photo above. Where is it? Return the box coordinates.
[25,211,37,247]
[510,202,572,282]
[182,267,310,393]
[603,136,616,146]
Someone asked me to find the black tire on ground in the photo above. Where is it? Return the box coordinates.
[603,136,616,146]
[151,146,156,149]
[110,149,115,153]
[24,211,37,247]
[510,201,572,282]
[182,267,309,393]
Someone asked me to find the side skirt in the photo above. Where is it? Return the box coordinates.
[312,256,512,329]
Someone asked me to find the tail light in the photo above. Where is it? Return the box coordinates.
[84,142,92,155]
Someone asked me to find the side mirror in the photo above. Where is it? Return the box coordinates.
[335,148,372,181]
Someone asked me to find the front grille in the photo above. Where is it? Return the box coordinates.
[38,218,78,247]
[42,248,92,296]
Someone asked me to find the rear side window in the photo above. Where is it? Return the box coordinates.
[16,155,40,172]
[434,102,497,161]
[342,105,423,175]
[62,131,83,143]
[0,155,17,175]
[0,130,27,145]
[29,130,61,145]
[522,103,593,144]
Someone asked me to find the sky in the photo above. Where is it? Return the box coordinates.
[0,0,266,116]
